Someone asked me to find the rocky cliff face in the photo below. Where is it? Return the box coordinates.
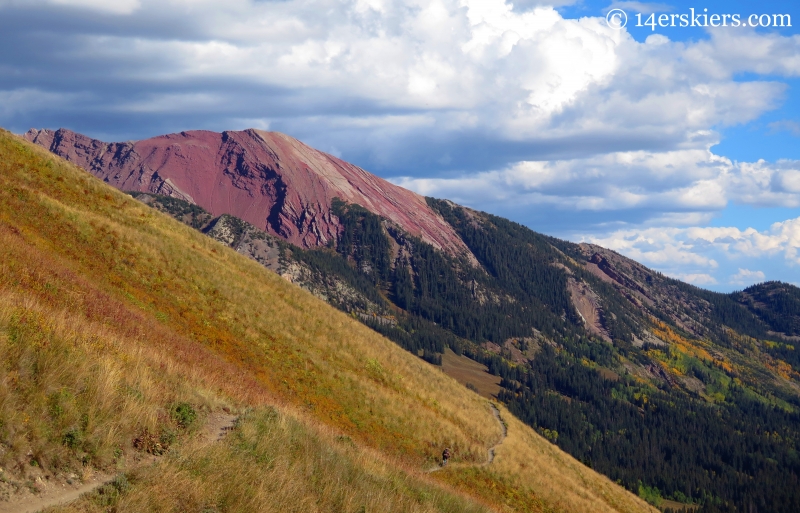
[24,128,475,262]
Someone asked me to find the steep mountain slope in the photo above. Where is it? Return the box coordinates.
[136,186,800,513]
[0,130,656,512]
[23,128,474,263]
[27,127,800,512]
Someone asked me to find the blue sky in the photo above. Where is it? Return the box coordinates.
[1,0,800,291]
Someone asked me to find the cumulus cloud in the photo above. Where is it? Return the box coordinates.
[574,218,800,288]
[511,0,579,10]
[0,0,797,174]
[583,226,720,269]
[672,273,718,286]
[590,218,800,266]
[729,268,767,287]
[607,2,672,14]
[393,149,800,231]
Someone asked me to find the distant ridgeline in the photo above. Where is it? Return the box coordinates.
[131,192,800,513]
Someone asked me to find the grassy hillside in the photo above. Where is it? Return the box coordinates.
[0,129,655,512]
[130,187,800,511]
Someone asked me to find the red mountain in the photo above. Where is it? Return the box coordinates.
[24,128,474,261]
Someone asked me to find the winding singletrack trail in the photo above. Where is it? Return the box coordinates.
[0,413,238,513]
[485,403,507,465]
[427,402,507,473]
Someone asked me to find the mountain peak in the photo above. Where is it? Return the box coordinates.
[24,127,476,263]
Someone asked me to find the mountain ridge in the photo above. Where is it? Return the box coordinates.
[23,127,476,265]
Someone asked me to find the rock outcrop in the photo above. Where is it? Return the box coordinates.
[24,128,475,262]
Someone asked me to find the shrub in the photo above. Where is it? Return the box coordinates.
[62,429,82,450]
[172,403,197,429]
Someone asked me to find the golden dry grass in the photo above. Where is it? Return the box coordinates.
[45,407,490,513]
[0,129,656,512]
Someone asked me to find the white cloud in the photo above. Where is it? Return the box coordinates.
[671,273,718,286]
[596,219,800,266]
[4,0,794,157]
[729,268,766,287]
[511,0,579,10]
[685,30,800,79]
[392,149,800,223]
[584,227,721,269]
[572,219,800,289]
[607,2,672,14]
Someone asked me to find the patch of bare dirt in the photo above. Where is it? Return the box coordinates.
[679,374,706,395]
[596,367,620,382]
[484,338,533,364]
[202,412,239,444]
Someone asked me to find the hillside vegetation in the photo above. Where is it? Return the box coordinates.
[128,184,800,512]
[0,130,655,512]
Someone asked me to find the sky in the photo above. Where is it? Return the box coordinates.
[1,0,800,292]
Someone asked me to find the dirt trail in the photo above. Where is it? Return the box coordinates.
[0,412,238,513]
[485,403,507,465]
[427,402,507,473]
[0,473,113,513]
[202,412,238,444]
